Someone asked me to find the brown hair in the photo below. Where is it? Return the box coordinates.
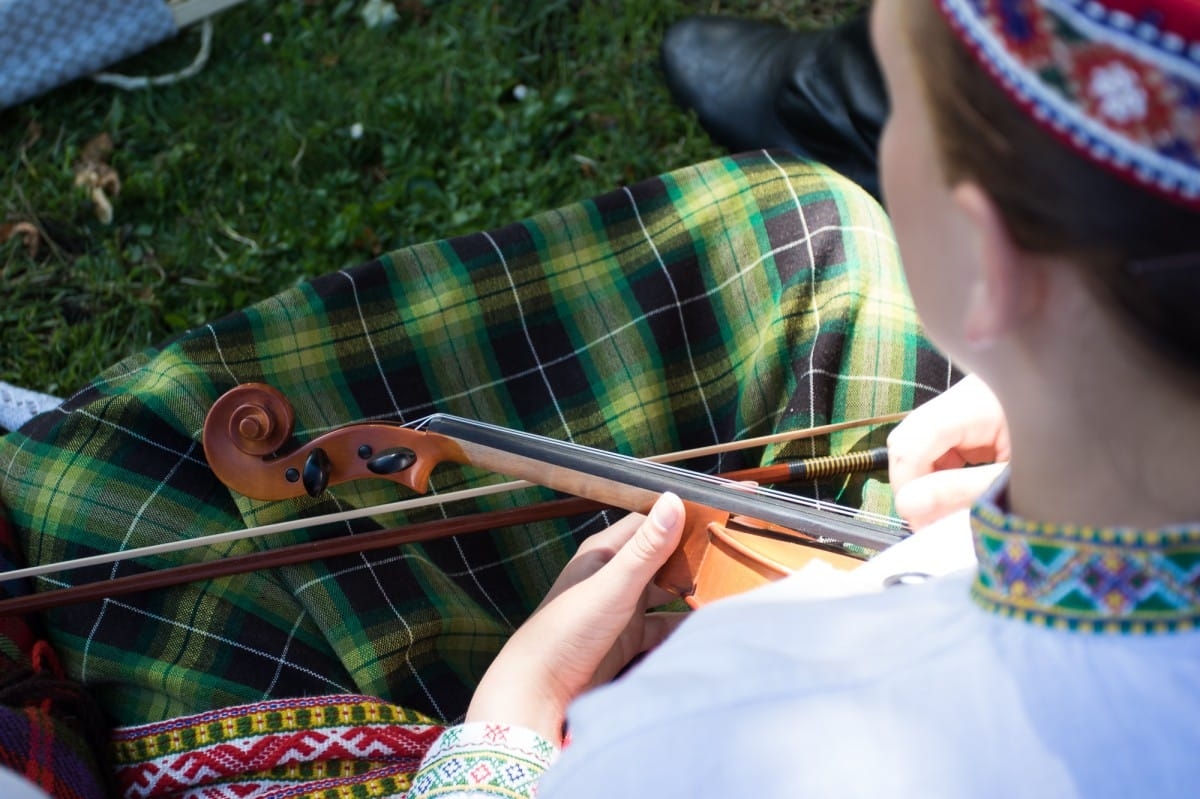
[906,1,1200,368]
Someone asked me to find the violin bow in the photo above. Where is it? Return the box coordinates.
[0,437,897,585]
[0,451,894,615]
[0,384,906,612]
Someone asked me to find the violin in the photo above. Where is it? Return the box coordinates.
[0,384,906,614]
[204,383,905,607]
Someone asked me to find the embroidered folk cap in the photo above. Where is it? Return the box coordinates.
[934,0,1200,210]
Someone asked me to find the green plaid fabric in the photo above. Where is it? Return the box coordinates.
[0,152,953,729]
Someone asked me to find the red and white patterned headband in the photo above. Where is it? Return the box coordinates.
[934,0,1200,209]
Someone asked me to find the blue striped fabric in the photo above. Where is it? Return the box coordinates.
[0,0,177,109]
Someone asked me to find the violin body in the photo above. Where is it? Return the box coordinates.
[661,514,863,607]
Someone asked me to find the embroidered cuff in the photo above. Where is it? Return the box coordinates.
[410,721,560,797]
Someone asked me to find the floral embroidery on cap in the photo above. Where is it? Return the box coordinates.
[1072,45,1172,137]
[936,0,1200,206]
[992,0,1054,62]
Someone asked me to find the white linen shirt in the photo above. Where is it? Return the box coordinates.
[539,508,1200,797]
[414,481,1200,797]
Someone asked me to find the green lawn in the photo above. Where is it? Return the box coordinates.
[1,0,864,396]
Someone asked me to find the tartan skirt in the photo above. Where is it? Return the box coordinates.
[0,152,954,736]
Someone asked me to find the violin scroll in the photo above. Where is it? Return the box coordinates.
[203,383,470,501]
[211,383,296,456]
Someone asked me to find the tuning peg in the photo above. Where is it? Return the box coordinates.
[302,447,332,497]
[366,447,417,475]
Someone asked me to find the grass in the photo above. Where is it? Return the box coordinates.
[1,0,864,396]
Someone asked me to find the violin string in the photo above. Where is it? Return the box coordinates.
[0,413,906,583]
[420,414,907,529]
[0,452,892,585]
[409,410,908,459]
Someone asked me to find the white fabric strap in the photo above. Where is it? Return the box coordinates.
[0,381,62,432]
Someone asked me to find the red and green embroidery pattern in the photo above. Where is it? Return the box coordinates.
[111,694,444,798]
[411,722,557,798]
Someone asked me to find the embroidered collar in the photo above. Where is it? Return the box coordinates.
[970,473,1200,633]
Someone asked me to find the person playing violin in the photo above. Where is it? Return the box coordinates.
[0,123,949,799]
[404,0,1200,795]
[5,1,1199,797]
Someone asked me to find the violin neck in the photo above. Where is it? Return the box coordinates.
[422,415,905,550]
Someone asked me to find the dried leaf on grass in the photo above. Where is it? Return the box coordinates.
[73,133,121,224]
[21,119,43,151]
[1,221,41,258]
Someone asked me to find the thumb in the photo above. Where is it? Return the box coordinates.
[593,492,686,600]
[894,462,1007,529]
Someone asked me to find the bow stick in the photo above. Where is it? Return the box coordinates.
[0,453,891,615]
[0,443,893,585]
[0,383,906,611]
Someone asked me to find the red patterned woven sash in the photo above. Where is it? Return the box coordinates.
[111,694,444,799]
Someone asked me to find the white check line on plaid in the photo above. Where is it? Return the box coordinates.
[290,509,613,597]
[801,369,956,397]
[352,536,448,719]
[770,151,825,473]
[483,230,574,440]
[110,440,202,580]
[262,610,309,697]
[206,322,241,384]
[74,594,352,693]
[339,269,406,417]
[622,184,722,450]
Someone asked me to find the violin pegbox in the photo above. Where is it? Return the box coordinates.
[203,383,461,501]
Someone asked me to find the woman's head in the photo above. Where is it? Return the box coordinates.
[873,0,1200,371]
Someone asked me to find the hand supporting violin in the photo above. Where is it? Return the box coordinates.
[887,374,1010,529]
[466,493,688,745]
